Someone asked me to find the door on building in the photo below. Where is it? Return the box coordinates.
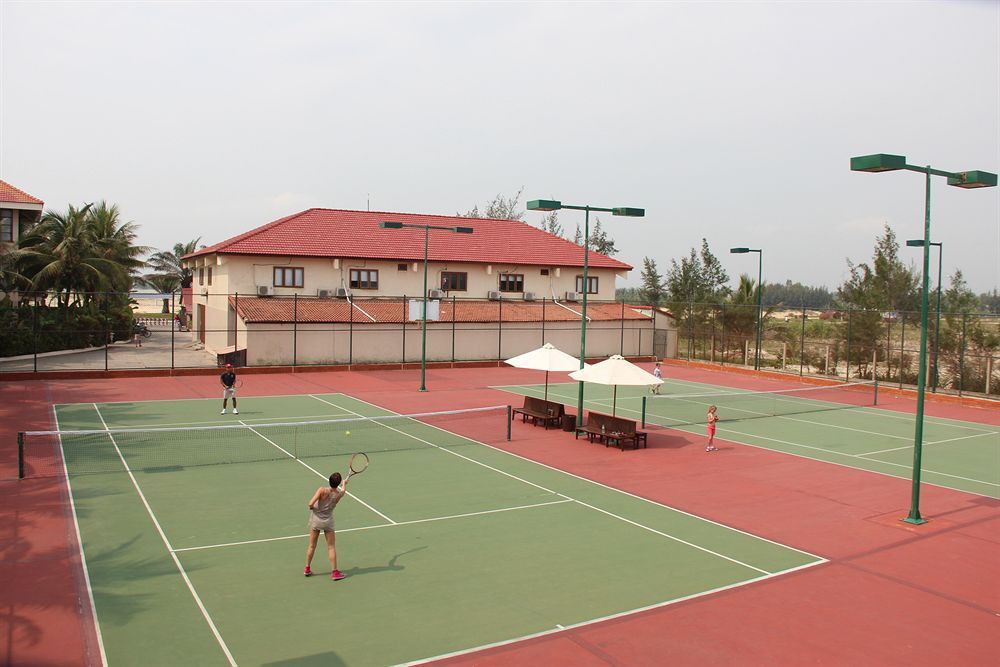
[198,304,206,344]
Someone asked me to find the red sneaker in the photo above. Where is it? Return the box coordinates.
[304,567,312,577]
[331,570,346,581]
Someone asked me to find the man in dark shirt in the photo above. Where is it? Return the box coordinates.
[221,363,238,415]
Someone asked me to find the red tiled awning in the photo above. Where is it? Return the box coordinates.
[230,296,650,325]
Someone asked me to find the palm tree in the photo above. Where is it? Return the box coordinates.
[145,238,201,290]
[88,200,150,294]
[15,204,124,309]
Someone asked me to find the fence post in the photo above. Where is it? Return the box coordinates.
[720,304,726,366]
[293,293,298,367]
[799,305,806,376]
[541,297,546,346]
[32,299,38,372]
[620,300,625,356]
[170,291,176,370]
[985,356,992,395]
[846,308,852,381]
[497,295,503,361]
[899,312,906,390]
[402,296,407,363]
[349,295,354,366]
[959,313,968,396]
[872,348,877,381]
[234,292,239,362]
[781,342,786,370]
[451,295,456,363]
[688,295,694,360]
[104,296,109,372]
[18,432,25,480]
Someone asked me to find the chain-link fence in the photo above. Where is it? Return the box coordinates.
[0,291,659,373]
[673,302,999,397]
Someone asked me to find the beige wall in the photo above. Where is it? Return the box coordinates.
[187,252,629,355]
[241,320,659,366]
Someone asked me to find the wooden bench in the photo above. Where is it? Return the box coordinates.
[575,412,647,450]
[512,396,565,429]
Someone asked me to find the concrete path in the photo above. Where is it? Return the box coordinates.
[0,322,217,372]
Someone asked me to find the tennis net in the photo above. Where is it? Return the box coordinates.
[18,405,512,479]
[640,381,877,428]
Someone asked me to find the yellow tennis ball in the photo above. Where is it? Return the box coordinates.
[345,431,351,436]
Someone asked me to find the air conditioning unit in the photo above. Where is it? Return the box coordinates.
[487,291,503,301]
[334,287,349,298]
[258,285,274,297]
[427,289,445,299]
[317,289,332,298]
[564,291,581,302]
[523,292,537,301]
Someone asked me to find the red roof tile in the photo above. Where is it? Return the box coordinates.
[0,179,43,205]
[231,296,650,325]
[188,208,631,270]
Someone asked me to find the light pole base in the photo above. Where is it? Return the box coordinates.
[901,516,927,526]
[419,388,428,392]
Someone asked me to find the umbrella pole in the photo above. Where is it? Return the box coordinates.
[544,370,549,401]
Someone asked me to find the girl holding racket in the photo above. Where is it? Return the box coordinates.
[706,405,719,452]
[304,454,367,581]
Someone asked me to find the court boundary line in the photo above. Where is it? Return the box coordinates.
[858,431,999,456]
[341,392,827,561]
[314,393,825,569]
[401,558,827,666]
[489,380,1000,431]
[90,403,237,667]
[239,419,396,524]
[172,499,574,553]
[53,406,109,667]
[502,385,1000,494]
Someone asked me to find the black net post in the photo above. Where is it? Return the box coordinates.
[641,395,647,428]
[506,405,512,440]
[18,432,25,479]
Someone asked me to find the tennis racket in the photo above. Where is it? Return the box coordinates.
[234,379,244,389]
[346,452,369,480]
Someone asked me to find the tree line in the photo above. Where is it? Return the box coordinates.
[1,201,200,356]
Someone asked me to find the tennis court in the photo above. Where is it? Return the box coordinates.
[495,377,1000,499]
[23,392,826,666]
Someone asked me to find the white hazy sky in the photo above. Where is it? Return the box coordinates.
[2,1,998,293]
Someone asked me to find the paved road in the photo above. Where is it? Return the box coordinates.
[0,324,217,373]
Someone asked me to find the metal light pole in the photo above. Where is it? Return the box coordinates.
[907,240,943,392]
[851,154,996,524]
[381,221,474,391]
[527,200,644,422]
[730,247,763,370]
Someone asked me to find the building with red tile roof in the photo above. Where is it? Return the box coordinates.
[182,208,667,365]
[0,179,44,247]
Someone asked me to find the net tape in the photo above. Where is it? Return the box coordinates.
[19,405,510,478]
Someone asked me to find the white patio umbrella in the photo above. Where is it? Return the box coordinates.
[504,343,587,401]
[569,354,663,416]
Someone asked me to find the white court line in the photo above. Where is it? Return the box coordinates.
[77,412,360,431]
[316,394,819,572]
[554,391,999,489]
[497,386,1000,496]
[239,420,396,524]
[401,558,827,667]
[91,403,237,667]
[860,431,1000,457]
[53,407,109,667]
[344,393,826,562]
[173,499,573,553]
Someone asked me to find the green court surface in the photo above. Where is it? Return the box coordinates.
[495,378,1000,499]
[47,394,824,666]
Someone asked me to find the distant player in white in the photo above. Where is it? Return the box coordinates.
[651,362,662,394]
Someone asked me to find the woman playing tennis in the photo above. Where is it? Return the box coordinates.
[304,472,349,580]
